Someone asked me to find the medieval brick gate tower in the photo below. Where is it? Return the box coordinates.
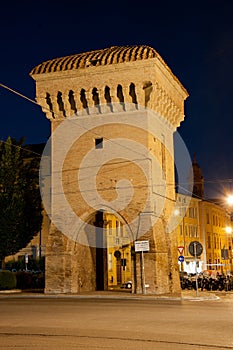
[30,45,188,295]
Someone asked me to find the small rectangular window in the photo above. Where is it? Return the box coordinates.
[95,138,103,149]
[108,253,112,271]
[116,221,119,237]
[108,220,112,235]
[180,224,183,236]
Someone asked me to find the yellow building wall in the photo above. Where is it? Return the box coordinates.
[176,194,202,273]
[176,195,233,275]
[199,201,233,274]
[104,213,132,287]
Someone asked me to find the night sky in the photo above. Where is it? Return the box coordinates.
[0,0,232,198]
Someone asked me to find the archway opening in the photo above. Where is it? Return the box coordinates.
[89,210,133,291]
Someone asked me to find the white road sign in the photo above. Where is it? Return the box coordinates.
[135,240,150,252]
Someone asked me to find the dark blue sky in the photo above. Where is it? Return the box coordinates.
[0,0,232,198]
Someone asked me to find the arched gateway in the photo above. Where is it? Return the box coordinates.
[30,45,189,295]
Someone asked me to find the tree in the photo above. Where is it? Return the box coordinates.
[0,137,43,269]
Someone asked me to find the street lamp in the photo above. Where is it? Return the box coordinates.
[226,195,233,206]
[219,226,232,275]
[225,195,233,273]
[226,194,233,220]
[225,226,232,234]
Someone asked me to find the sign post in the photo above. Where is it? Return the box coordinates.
[178,246,184,255]
[135,241,149,294]
[189,241,203,297]
[178,246,185,271]
[178,255,184,263]
[25,254,28,271]
[141,250,146,294]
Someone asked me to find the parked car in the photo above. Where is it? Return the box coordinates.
[121,281,132,289]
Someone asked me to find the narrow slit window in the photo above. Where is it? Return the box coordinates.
[129,83,138,104]
[45,92,55,118]
[95,138,103,149]
[57,91,66,117]
[80,89,88,109]
[68,90,77,113]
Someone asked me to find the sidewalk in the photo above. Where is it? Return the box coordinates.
[1,288,231,301]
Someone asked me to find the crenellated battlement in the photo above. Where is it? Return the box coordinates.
[30,45,188,129]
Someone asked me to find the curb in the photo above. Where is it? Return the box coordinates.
[0,289,22,294]
[0,290,221,301]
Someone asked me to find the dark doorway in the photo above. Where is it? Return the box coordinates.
[116,257,122,285]
[94,211,107,290]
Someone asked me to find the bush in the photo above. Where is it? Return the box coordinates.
[15,271,45,290]
[5,257,45,273]
[0,270,17,290]
[33,273,45,289]
[15,271,33,289]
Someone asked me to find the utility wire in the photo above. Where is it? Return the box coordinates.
[0,82,50,110]
[0,82,150,160]
[1,81,233,185]
[1,82,232,208]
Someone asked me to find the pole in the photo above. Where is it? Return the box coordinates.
[194,243,198,297]
[123,250,125,284]
[201,202,207,271]
[39,229,42,259]
[182,218,185,272]
[141,250,146,294]
[25,254,28,272]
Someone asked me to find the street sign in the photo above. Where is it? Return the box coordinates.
[114,250,121,258]
[135,240,149,252]
[135,240,149,295]
[189,241,203,257]
[178,246,184,255]
[178,255,184,262]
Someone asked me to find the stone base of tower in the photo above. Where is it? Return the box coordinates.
[44,225,97,294]
[131,217,181,296]
[132,251,181,296]
[44,213,181,295]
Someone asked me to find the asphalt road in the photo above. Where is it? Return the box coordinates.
[0,294,233,350]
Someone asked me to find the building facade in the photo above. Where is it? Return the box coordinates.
[176,193,202,273]
[199,200,233,274]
